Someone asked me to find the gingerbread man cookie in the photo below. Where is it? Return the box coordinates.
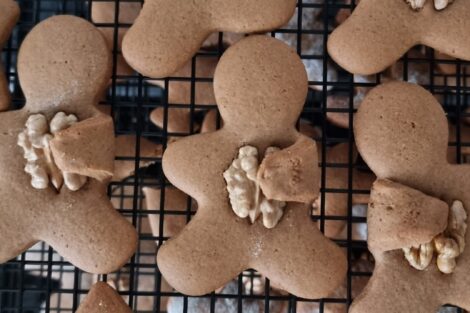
[352,81,470,312]
[0,15,137,273]
[122,0,296,78]
[159,35,346,299]
[0,0,19,111]
[327,0,470,75]
[76,282,131,313]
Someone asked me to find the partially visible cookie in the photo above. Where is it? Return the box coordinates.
[276,7,337,91]
[0,15,137,274]
[326,49,436,129]
[122,0,297,77]
[328,0,470,75]
[0,0,19,111]
[434,51,470,89]
[76,282,131,313]
[313,143,375,239]
[203,32,244,50]
[143,186,196,240]
[351,81,470,313]
[113,135,162,181]
[91,1,141,79]
[296,253,373,313]
[167,280,286,313]
[150,56,218,133]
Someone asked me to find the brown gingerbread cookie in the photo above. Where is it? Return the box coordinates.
[113,135,162,181]
[167,279,287,313]
[314,143,375,238]
[0,0,19,111]
[448,121,470,164]
[327,0,470,75]
[91,1,141,79]
[159,35,346,299]
[276,6,338,91]
[144,186,196,241]
[434,52,470,90]
[326,48,438,129]
[76,282,131,313]
[0,15,137,274]
[92,1,242,82]
[352,81,470,312]
[150,56,218,134]
[122,0,296,78]
[98,104,162,181]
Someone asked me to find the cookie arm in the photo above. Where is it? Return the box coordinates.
[367,179,448,254]
[257,136,319,204]
[50,114,115,181]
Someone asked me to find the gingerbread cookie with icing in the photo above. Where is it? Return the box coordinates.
[159,35,346,299]
[0,15,137,274]
[352,81,470,312]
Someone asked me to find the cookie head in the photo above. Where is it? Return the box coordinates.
[214,35,308,130]
[354,82,448,180]
[18,15,111,112]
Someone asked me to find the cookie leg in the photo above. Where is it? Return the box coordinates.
[254,206,347,299]
[43,181,138,274]
[157,213,245,296]
[350,261,441,313]
[122,1,209,78]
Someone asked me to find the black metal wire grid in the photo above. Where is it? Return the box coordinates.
[1,0,469,312]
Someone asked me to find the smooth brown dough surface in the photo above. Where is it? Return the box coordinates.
[0,15,137,274]
[159,35,346,299]
[76,282,132,313]
[122,0,296,78]
[368,179,448,254]
[328,0,470,75]
[352,81,470,313]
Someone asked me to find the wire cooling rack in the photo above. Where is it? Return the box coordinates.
[1,0,469,312]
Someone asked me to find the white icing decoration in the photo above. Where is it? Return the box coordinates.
[224,145,286,229]
[18,112,88,191]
